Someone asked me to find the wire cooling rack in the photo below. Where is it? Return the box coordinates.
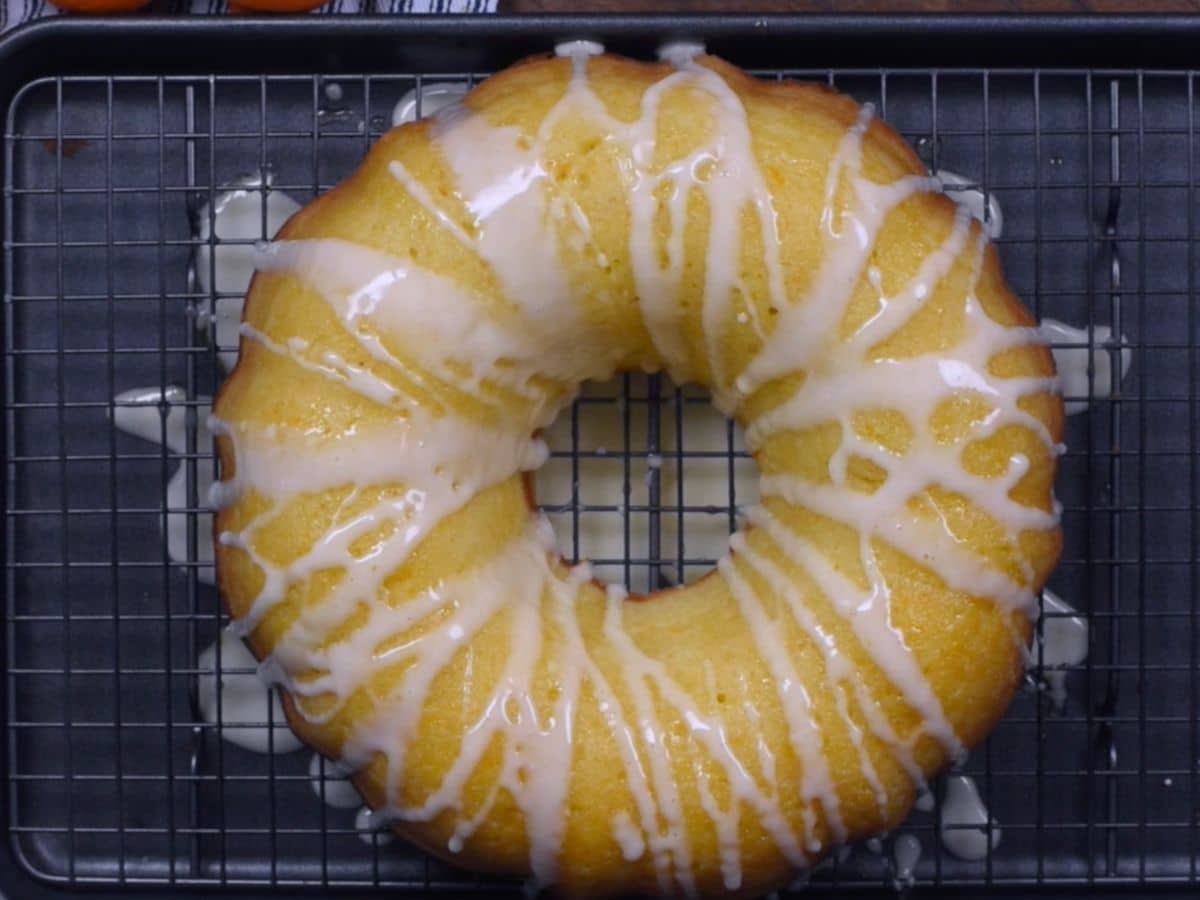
[3,47,1198,898]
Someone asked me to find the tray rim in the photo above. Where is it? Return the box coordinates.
[2,13,1200,78]
[1,12,1199,900]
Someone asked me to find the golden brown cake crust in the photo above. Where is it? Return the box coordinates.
[213,48,1062,898]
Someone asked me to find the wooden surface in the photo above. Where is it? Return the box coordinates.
[502,0,1200,12]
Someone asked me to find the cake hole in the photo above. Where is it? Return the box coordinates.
[533,373,757,594]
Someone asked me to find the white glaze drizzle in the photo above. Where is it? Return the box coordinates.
[391,81,469,129]
[626,59,788,389]
[112,386,216,585]
[213,415,547,638]
[195,630,303,754]
[193,173,301,372]
[1039,318,1132,415]
[657,41,707,67]
[309,753,362,809]
[555,39,605,60]
[735,104,942,397]
[253,237,593,398]
[936,169,1003,240]
[892,832,921,886]
[213,47,1061,893]
[611,810,646,861]
[1032,587,1088,709]
[424,109,577,335]
[601,582,810,892]
[355,806,396,846]
[746,510,963,764]
[939,774,1001,861]
[726,528,934,809]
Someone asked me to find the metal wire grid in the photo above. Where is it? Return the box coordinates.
[2,64,1197,893]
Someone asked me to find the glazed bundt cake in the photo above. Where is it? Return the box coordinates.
[212,42,1063,897]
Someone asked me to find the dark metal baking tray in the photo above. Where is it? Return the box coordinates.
[2,13,1199,900]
